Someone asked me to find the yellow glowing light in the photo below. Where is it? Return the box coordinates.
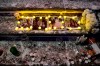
[26,16,29,19]
[48,21,51,23]
[40,17,42,19]
[61,26,64,29]
[25,27,30,30]
[38,27,41,30]
[48,15,51,18]
[17,21,20,24]
[77,27,81,29]
[58,16,62,18]
[48,27,52,30]
[21,16,24,18]
[32,16,35,19]
[64,16,67,19]
[15,27,19,30]
[53,27,57,30]
[45,17,48,19]
[61,21,64,23]
[69,27,72,30]
[45,28,48,31]
[20,27,24,30]
[78,21,81,24]
[72,16,77,19]
[30,26,33,29]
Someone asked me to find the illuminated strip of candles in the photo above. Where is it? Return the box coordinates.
[15,27,19,30]
[67,27,81,30]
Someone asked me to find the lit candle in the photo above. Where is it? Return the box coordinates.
[40,17,42,19]
[20,27,24,30]
[21,16,24,18]
[45,17,48,19]
[48,21,51,24]
[53,27,57,30]
[25,27,30,31]
[61,21,64,24]
[48,15,51,18]
[17,21,20,24]
[26,16,29,19]
[48,27,51,30]
[30,26,33,30]
[77,27,81,29]
[15,27,19,31]
[58,16,62,18]
[61,26,64,29]
[38,27,41,30]
[64,16,67,19]
[45,28,48,31]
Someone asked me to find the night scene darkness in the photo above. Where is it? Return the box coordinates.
[0,0,100,66]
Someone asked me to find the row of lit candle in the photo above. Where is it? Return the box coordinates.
[15,26,33,31]
[15,26,81,31]
[17,20,65,25]
[20,16,77,19]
